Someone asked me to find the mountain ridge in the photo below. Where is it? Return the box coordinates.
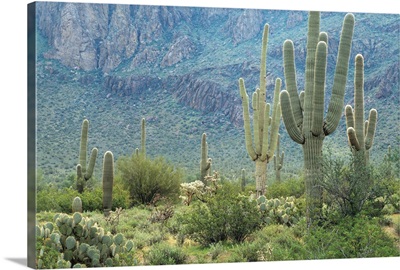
[35,2,399,181]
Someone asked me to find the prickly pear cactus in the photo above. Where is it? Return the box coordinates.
[256,195,300,226]
[36,213,135,268]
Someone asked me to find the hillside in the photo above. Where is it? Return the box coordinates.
[34,2,399,182]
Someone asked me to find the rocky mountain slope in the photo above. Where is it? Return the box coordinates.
[34,2,399,180]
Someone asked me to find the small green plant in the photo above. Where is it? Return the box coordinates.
[208,242,225,261]
[105,207,124,234]
[145,242,187,265]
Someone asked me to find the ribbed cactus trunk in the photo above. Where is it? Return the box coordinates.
[280,12,354,226]
[76,119,98,193]
[254,160,267,195]
[102,151,114,217]
[238,24,281,197]
[241,168,246,192]
[200,133,211,184]
[273,134,284,182]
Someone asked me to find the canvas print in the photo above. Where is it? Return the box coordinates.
[28,1,399,268]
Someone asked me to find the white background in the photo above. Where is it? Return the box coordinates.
[0,0,399,269]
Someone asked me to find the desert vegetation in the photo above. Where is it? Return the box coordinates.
[34,9,399,269]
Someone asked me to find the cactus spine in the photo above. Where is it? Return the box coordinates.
[345,54,377,164]
[239,24,282,196]
[273,134,284,182]
[280,12,354,225]
[200,133,212,184]
[102,151,114,217]
[76,119,98,193]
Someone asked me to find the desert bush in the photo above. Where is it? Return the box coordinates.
[117,154,183,205]
[37,185,130,213]
[178,183,261,246]
[145,242,187,265]
[265,177,305,199]
[208,242,225,261]
[320,153,375,217]
[305,215,399,259]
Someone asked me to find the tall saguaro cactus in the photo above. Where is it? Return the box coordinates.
[273,134,284,182]
[200,133,212,184]
[280,12,355,225]
[102,151,114,217]
[345,54,377,164]
[76,119,98,193]
[239,23,282,196]
[135,118,146,157]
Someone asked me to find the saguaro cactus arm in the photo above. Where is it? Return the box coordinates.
[311,41,328,137]
[324,13,355,135]
[85,148,98,180]
[365,109,377,150]
[239,79,257,160]
[280,91,304,144]
[79,119,89,171]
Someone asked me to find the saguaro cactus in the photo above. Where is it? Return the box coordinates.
[140,117,146,157]
[273,134,284,182]
[72,196,82,213]
[239,23,282,196]
[102,151,114,217]
[200,133,212,184]
[241,168,246,192]
[280,12,355,225]
[76,119,98,193]
[135,118,146,157]
[345,54,377,164]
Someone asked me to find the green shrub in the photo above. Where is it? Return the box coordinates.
[265,177,305,199]
[145,242,187,265]
[320,154,375,217]
[117,154,183,205]
[231,241,263,262]
[305,215,399,259]
[37,185,130,213]
[178,184,261,246]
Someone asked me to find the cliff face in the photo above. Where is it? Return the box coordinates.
[36,2,399,128]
